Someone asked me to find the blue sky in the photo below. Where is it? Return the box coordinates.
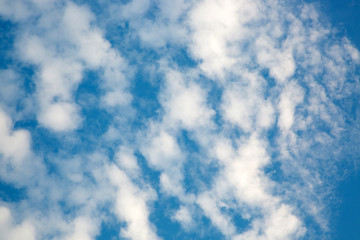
[0,0,359,240]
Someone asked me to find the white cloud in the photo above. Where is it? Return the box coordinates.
[0,0,359,239]
[0,0,32,21]
[161,70,215,129]
[0,69,33,119]
[139,66,216,198]
[65,217,98,240]
[172,205,194,230]
[196,134,306,239]
[197,192,236,236]
[0,70,23,107]
[110,0,190,48]
[278,82,304,132]
[0,109,31,163]
[115,146,140,177]
[188,0,259,79]
[262,205,305,240]
[221,74,275,132]
[116,0,151,19]
[141,129,186,197]
[142,130,183,169]
[224,135,272,205]
[0,206,36,240]
[107,164,159,240]
[13,1,131,132]
[233,205,305,240]
[38,102,81,132]
[255,37,296,83]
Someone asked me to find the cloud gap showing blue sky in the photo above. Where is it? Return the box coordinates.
[0,0,359,239]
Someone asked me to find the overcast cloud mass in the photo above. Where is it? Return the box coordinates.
[0,0,359,239]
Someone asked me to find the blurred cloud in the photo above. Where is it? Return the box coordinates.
[0,206,36,240]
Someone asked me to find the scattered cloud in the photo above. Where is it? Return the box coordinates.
[0,0,359,239]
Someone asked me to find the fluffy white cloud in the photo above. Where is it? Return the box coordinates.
[195,135,306,239]
[221,74,275,132]
[141,128,186,197]
[107,0,190,48]
[38,102,81,132]
[116,0,151,19]
[172,205,193,230]
[0,0,358,239]
[0,206,36,240]
[0,109,31,163]
[13,1,131,132]
[197,192,236,236]
[142,130,182,169]
[65,217,98,240]
[115,146,140,177]
[255,36,296,83]
[161,70,215,129]
[278,82,304,132]
[107,164,159,240]
[189,0,258,79]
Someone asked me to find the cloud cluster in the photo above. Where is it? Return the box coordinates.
[6,1,131,131]
[0,0,359,239]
